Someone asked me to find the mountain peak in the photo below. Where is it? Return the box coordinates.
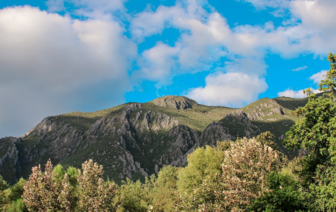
[150,95,198,109]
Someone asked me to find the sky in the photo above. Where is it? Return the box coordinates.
[0,0,335,137]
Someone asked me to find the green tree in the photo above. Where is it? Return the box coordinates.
[0,175,9,211]
[247,172,309,212]
[115,177,154,212]
[282,53,336,210]
[152,166,179,212]
[8,178,25,203]
[256,131,277,150]
[6,198,27,212]
[176,145,224,193]
[283,92,336,184]
[53,164,66,183]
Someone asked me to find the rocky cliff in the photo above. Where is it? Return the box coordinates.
[0,95,303,184]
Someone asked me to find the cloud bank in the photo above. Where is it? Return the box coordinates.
[3,0,336,136]
[0,6,136,137]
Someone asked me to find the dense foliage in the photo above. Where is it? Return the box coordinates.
[2,53,336,211]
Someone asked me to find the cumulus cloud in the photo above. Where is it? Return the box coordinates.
[277,89,307,98]
[277,88,322,98]
[310,70,327,84]
[133,42,180,86]
[187,72,267,107]
[0,6,136,137]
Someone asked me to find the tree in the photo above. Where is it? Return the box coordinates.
[76,159,118,212]
[247,172,309,212]
[0,175,8,211]
[174,137,284,211]
[283,92,336,184]
[6,198,27,212]
[8,178,25,202]
[22,159,71,212]
[177,145,224,193]
[152,166,179,212]
[115,177,154,212]
[282,52,336,210]
[256,131,277,150]
[219,137,284,210]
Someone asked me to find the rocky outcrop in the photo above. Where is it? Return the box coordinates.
[0,137,21,184]
[151,96,197,109]
[244,99,286,121]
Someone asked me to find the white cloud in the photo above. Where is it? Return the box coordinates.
[130,0,336,89]
[46,0,128,20]
[238,0,290,9]
[277,89,307,98]
[133,42,180,86]
[292,66,308,71]
[0,6,136,137]
[277,88,323,98]
[187,72,267,107]
[310,70,327,84]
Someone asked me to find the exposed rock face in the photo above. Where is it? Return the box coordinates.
[0,137,21,185]
[151,96,197,109]
[245,99,286,121]
[0,96,297,184]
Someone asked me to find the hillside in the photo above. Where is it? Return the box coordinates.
[0,95,306,184]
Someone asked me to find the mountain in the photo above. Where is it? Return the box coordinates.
[0,95,305,184]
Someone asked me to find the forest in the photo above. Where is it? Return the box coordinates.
[1,53,336,211]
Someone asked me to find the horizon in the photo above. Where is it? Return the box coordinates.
[0,0,334,137]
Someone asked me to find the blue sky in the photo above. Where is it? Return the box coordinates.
[0,0,335,137]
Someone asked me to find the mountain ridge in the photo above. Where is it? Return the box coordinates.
[0,95,305,184]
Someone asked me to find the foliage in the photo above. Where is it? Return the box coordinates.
[247,172,309,212]
[115,177,154,212]
[0,175,9,210]
[177,145,224,193]
[6,199,27,212]
[283,91,336,184]
[22,159,71,212]
[282,52,336,210]
[174,137,284,211]
[256,131,277,150]
[76,159,119,212]
[7,178,25,202]
[219,137,284,210]
[309,164,336,211]
[53,164,66,183]
[152,166,179,212]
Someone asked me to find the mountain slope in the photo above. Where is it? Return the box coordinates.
[0,95,306,184]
